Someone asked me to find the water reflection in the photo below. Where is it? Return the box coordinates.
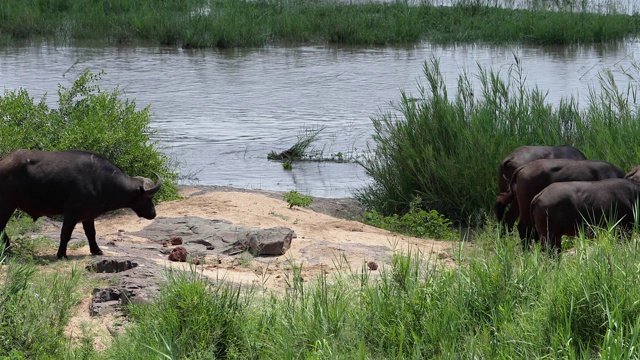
[1,40,640,197]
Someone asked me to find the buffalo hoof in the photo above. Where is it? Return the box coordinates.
[91,250,104,256]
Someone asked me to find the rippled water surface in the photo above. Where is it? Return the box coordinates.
[2,40,640,197]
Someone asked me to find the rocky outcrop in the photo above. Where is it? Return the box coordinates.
[87,259,138,273]
[86,257,163,318]
[131,216,296,257]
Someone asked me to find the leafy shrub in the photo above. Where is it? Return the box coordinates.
[284,190,313,208]
[0,70,179,200]
[362,197,457,240]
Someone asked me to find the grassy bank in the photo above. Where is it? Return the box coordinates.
[92,229,640,358]
[358,57,640,224]
[0,0,639,47]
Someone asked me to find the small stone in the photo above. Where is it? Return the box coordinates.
[170,236,183,245]
[168,246,187,262]
[367,261,378,271]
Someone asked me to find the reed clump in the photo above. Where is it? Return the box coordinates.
[358,56,640,224]
[0,0,638,47]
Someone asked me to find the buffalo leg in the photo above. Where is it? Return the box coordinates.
[504,201,519,233]
[82,220,103,256]
[58,217,80,259]
[0,207,15,251]
[517,222,539,250]
[540,234,562,255]
[517,222,529,247]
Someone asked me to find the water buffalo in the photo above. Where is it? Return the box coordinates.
[495,145,586,230]
[505,158,624,246]
[0,149,162,258]
[531,166,640,253]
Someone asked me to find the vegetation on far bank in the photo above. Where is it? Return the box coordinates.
[0,0,639,47]
[358,56,640,224]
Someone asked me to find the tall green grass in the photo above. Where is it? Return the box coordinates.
[105,269,252,359]
[100,230,640,358]
[0,0,638,47]
[358,56,640,223]
[0,249,90,359]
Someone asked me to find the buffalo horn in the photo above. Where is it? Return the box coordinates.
[144,172,163,196]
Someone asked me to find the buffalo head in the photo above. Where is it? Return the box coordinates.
[130,175,163,219]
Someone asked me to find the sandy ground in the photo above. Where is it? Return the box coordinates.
[51,186,461,350]
[63,186,459,287]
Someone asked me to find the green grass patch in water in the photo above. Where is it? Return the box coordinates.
[0,0,638,47]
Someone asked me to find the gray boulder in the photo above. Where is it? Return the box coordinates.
[243,226,295,256]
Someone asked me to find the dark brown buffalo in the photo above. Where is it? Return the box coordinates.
[505,159,624,246]
[531,166,640,253]
[495,145,586,230]
[0,149,162,258]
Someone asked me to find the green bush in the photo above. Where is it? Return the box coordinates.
[362,197,457,240]
[284,190,313,208]
[357,56,640,224]
[0,70,179,201]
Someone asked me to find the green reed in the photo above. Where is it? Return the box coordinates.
[0,0,639,47]
[358,56,640,224]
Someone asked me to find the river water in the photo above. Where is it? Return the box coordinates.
[2,40,640,198]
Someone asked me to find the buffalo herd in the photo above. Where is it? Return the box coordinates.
[2,145,638,258]
[495,145,640,253]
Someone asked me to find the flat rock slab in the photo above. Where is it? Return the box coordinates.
[86,257,164,318]
[129,216,296,257]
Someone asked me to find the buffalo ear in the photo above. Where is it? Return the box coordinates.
[497,192,509,205]
[625,167,640,182]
